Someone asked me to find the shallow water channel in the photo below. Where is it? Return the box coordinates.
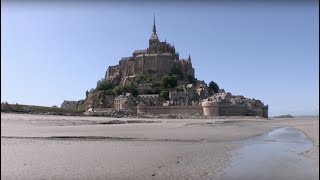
[219,127,318,180]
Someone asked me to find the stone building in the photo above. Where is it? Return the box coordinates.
[185,83,199,103]
[169,91,189,105]
[61,100,83,109]
[137,94,161,106]
[137,83,153,94]
[114,93,135,110]
[196,80,209,99]
[105,15,195,85]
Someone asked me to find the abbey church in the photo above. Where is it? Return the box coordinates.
[105,16,195,85]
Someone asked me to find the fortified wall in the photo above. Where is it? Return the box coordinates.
[137,104,203,115]
[201,93,268,118]
[137,90,268,118]
[137,103,268,118]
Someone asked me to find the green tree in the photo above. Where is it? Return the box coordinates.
[208,81,219,94]
[175,85,184,92]
[131,74,152,84]
[152,86,163,94]
[96,78,113,91]
[160,90,170,101]
[187,75,196,84]
[112,84,139,96]
[112,85,122,95]
[122,84,139,97]
[161,75,177,89]
[103,89,114,95]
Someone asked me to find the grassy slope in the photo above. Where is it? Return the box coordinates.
[1,103,84,115]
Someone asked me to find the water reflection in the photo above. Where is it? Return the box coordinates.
[219,127,318,180]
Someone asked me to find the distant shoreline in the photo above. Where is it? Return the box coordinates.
[1,103,84,116]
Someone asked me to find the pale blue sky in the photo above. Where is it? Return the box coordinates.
[1,1,319,116]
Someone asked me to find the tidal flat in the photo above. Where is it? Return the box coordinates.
[1,113,318,180]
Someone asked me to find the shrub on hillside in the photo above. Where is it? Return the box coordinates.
[208,81,219,94]
[96,78,113,91]
[112,84,139,96]
[161,75,177,89]
[160,90,170,101]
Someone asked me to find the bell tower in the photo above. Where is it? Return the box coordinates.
[149,13,159,53]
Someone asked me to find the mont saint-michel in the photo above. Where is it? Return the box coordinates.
[2,5,319,180]
[60,16,268,118]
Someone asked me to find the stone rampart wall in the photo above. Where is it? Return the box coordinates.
[218,105,249,116]
[137,105,203,115]
[203,105,219,116]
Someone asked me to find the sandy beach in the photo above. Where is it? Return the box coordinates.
[1,113,319,180]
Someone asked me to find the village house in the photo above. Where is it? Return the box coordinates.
[114,93,135,110]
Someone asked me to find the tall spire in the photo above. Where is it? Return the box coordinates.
[153,13,157,34]
[149,13,159,43]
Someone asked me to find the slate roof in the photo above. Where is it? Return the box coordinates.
[121,57,131,61]
[137,94,159,98]
[133,49,147,54]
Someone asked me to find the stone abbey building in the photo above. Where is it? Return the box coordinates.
[105,16,194,85]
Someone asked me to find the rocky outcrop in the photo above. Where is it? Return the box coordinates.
[273,114,294,118]
[77,91,116,111]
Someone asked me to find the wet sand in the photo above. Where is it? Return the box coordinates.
[270,118,319,170]
[219,127,318,180]
[1,113,319,179]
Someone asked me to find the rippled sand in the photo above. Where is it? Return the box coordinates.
[1,113,318,179]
